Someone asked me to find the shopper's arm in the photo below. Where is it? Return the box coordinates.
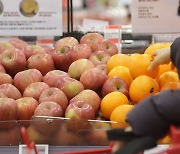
[127,89,180,139]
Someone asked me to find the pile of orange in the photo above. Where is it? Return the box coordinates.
[100,42,180,130]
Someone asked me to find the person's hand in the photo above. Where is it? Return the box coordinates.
[147,47,171,71]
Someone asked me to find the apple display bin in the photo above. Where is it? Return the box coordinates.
[0,116,121,153]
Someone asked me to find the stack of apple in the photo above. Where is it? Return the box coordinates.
[0,32,127,145]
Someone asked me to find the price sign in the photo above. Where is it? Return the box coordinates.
[19,144,48,154]
[0,0,63,36]
[132,0,180,33]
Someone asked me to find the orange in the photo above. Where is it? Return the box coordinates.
[155,62,177,80]
[106,54,130,73]
[144,43,172,55]
[110,104,134,129]
[161,82,180,91]
[100,92,129,120]
[129,75,159,104]
[158,135,171,144]
[157,71,179,89]
[108,66,133,86]
[129,54,159,79]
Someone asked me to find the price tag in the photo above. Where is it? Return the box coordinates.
[81,18,109,33]
[104,25,122,53]
[132,0,180,33]
[19,144,48,154]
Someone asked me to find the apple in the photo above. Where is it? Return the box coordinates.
[16,97,39,121]
[0,126,22,145]
[0,91,7,98]
[56,77,84,100]
[8,38,28,50]
[51,123,83,145]
[14,69,43,93]
[89,50,111,66]
[101,77,129,98]
[23,82,50,100]
[0,48,26,77]
[65,117,92,133]
[69,89,101,113]
[43,70,70,87]
[97,39,118,56]
[0,64,6,73]
[52,46,74,71]
[0,84,22,100]
[72,44,92,61]
[65,101,95,120]
[39,87,68,112]
[68,59,95,80]
[0,97,18,129]
[33,101,64,136]
[0,42,15,54]
[27,125,49,144]
[96,64,107,74]
[0,72,13,85]
[39,44,54,55]
[80,68,108,91]
[84,129,109,146]
[27,53,54,75]
[55,37,79,50]
[23,45,45,59]
[80,33,104,51]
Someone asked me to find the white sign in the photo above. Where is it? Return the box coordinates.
[132,0,180,33]
[0,0,62,36]
[82,18,109,32]
[19,144,48,154]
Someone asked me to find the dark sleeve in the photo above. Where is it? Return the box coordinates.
[170,37,180,76]
[127,89,180,139]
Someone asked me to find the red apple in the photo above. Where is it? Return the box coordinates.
[69,89,101,113]
[27,53,54,75]
[39,87,68,112]
[65,101,95,120]
[97,39,118,56]
[72,44,92,61]
[0,97,18,129]
[0,91,7,98]
[96,64,107,74]
[16,97,39,120]
[23,45,45,59]
[80,33,104,51]
[9,38,28,50]
[56,77,84,100]
[33,101,64,136]
[39,44,54,55]
[80,68,108,91]
[0,126,22,145]
[0,64,6,73]
[23,82,50,100]
[52,46,74,71]
[0,72,13,85]
[55,37,79,50]
[27,125,49,144]
[0,84,22,100]
[89,50,111,66]
[0,48,26,77]
[68,59,95,80]
[43,70,70,87]
[51,123,83,145]
[14,69,43,93]
[101,77,129,98]
[0,42,15,54]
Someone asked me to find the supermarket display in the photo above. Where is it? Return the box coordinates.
[0,0,180,154]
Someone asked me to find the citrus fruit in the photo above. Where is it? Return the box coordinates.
[100,92,129,120]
